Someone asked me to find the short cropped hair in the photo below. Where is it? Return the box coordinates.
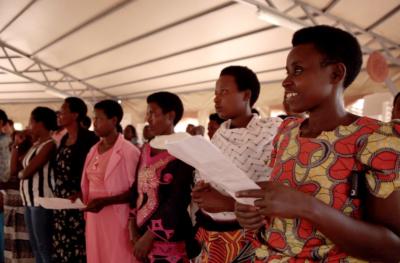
[31,107,58,131]
[292,25,362,88]
[146,92,184,125]
[65,97,88,122]
[220,66,260,107]
[94,100,123,124]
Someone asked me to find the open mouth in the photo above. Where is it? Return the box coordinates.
[285,92,299,101]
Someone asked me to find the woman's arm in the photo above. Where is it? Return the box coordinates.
[84,190,131,213]
[20,142,55,180]
[236,183,400,262]
[10,147,22,178]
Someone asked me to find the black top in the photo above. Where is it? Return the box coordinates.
[53,128,98,197]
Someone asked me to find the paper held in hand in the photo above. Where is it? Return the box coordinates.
[36,197,86,209]
[165,135,261,205]
[149,132,191,150]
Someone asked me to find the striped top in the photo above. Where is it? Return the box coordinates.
[20,138,54,207]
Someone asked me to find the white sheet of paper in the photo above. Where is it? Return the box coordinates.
[150,132,191,150]
[36,197,86,209]
[166,135,261,205]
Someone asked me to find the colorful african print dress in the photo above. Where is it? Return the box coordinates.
[195,115,282,263]
[255,117,400,262]
[134,144,198,262]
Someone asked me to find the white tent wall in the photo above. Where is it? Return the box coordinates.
[1,75,399,131]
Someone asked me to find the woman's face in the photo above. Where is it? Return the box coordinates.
[282,43,335,114]
[57,102,77,128]
[123,127,134,140]
[213,75,249,120]
[145,102,173,136]
[29,116,42,138]
[93,109,115,138]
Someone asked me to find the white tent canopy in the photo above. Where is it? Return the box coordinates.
[0,0,399,125]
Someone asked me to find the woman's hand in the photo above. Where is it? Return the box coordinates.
[68,192,82,203]
[234,202,265,230]
[133,230,154,260]
[14,132,25,146]
[192,181,235,213]
[236,182,313,219]
[84,197,108,213]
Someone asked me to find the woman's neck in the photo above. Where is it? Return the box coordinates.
[65,122,78,136]
[158,126,174,136]
[302,94,357,137]
[37,132,52,144]
[230,109,253,129]
[65,122,79,143]
[102,131,119,148]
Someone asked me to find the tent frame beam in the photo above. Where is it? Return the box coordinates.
[0,40,118,101]
[236,0,400,94]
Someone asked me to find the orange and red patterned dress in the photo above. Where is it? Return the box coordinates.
[255,117,400,262]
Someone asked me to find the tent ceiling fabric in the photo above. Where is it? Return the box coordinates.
[0,0,399,122]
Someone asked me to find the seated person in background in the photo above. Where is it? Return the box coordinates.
[123,125,140,147]
[207,113,224,139]
[193,125,205,136]
[186,124,196,135]
[235,25,400,262]
[142,124,154,143]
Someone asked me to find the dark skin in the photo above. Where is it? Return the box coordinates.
[192,74,260,213]
[59,101,82,202]
[82,109,120,213]
[86,102,179,260]
[10,117,56,181]
[57,101,79,146]
[392,96,400,120]
[131,101,176,260]
[234,43,400,262]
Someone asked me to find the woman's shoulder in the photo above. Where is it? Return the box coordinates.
[257,116,283,127]
[351,116,398,135]
[120,136,140,155]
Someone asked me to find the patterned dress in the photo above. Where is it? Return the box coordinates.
[1,134,34,263]
[52,129,98,263]
[134,144,198,262]
[195,115,282,263]
[255,117,400,262]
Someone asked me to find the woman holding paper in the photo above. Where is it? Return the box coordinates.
[129,92,199,262]
[13,107,57,263]
[52,97,98,262]
[192,66,282,262]
[235,26,400,262]
[81,100,139,263]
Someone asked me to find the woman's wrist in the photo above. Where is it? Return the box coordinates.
[222,195,236,212]
[300,194,322,222]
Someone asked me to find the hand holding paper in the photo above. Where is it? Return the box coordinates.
[166,135,261,205]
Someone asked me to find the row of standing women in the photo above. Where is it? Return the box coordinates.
[1,24,400,263]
